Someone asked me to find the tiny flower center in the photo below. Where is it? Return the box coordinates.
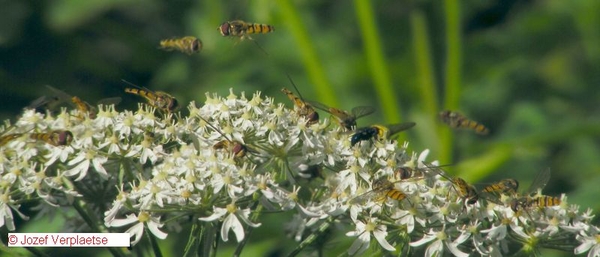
[226,203,237,213]
[181,189,191,199]
[138,212,150,222]
[436,231,447,241]
[365,221,377,232]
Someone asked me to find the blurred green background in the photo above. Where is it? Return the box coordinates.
[1,0,599,256]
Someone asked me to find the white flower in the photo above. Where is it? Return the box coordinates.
[199,200,261,242]
[346,217,395,255]
[410,227,470,257]
[575,226,600,256]
[107,211,167,245]
[65,147,108,181]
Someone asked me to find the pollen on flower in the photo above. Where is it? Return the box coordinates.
[226,202,237,213]
[138,212,150,222]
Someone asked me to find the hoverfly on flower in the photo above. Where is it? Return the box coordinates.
[122,80,179,113]
[281,75,319,125]
[350,123,416,146]
[308,101,375,131]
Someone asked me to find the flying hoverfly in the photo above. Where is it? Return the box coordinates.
[36,86,121,119]
[159,36,202,55]
[218,20,274,55]
[439,110,490,135]
[218,20,274,40]
[307,101,375,131]
[199,117,248,159]
[281,75,319,125]
[508,168,560,212]
[350,177,406,204]
[350,122,416,146]
[122,80,179,113]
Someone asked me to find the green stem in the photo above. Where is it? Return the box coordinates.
[145,226,163,257]
[183,221,202,257]
[440,0,462,166]
[353,0,402,128]
[233,204,263,256]
[410,8,441,152]
[287,217,333,257]
[274,0,338,106]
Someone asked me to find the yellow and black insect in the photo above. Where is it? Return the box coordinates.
[439,110,489,135]
[482,178,519,196]
[122,80,179,113]
[43,85,121,119]
[159,36,202,55]
[0,133,23,147]
[282,75,319,125]
[452,177,479,205]
[510,195,561,212]
[199,117,248,159]
[350,178,406,204]
[30,130,74,146]
[218,20,274,40]
[508,168,559,212]
[394,166,427,181]
[308,101,375,131]
[350,123,416,146]
[425,164,479,205]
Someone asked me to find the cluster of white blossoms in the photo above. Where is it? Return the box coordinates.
[1,89,599,256]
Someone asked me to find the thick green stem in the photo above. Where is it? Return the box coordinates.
[354,0,404,140]
[440,0,462,166]
[275,0,338,106]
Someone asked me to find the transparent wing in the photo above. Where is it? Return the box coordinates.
[349,190,380,204]
[351,106,376,119]
[97,97,122,106]
[524,168,551,196]
[306,100,334,113]
[387,122,417,136]
[26,95,62,110]
[45,85,74,103]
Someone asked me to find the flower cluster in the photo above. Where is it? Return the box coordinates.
[0,89,598,256]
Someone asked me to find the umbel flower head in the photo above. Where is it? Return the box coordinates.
[0,89,598,256]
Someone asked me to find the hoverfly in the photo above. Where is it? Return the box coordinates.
[218,20,274,55]
[393,166,435,181]
[350,177,406,204]
[2,130,74,147]
[30,130,74,146]
[218,20,274,40]
[439,110,489,135]
[452,177,479,205]
[199,117,248,159]
[0,133,23,147]
[482,178,519,196]
[122,80,179,113]
[508,168,560,212]
[425,164,479,205]
[350,123,416,147]
[159,36,202,55]
[39,86,121,119]
[307,101,375,131]
[282,75,319,125]
[510,195,562,213]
